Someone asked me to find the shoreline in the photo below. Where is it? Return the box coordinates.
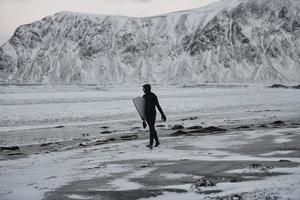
[1,116,300,199]
[1,115,299,161]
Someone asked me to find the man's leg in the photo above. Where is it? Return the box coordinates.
[148,122,159,147]
[153,128,159,146]
[146,114,157,148]
[148,123,155,146]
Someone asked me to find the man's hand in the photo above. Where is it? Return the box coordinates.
[143,121,147,129]
[161,114,167,122]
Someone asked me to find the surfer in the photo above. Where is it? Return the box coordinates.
[143,84,166,149]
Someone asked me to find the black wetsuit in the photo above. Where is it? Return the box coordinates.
[143,92,164,146]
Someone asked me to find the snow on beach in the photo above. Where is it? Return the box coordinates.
[0,83,300,200]
[1,126,300,200]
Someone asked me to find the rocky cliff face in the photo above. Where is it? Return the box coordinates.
[1,0,300,84]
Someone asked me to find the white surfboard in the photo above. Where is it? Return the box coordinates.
[133,97,146,120]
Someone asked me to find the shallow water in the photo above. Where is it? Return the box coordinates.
[0,84,299,146]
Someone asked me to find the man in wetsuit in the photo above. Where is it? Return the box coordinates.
[143,84,166,149]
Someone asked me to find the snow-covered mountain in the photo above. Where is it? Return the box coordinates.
[0,0,300,84]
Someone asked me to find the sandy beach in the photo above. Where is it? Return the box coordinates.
[0,84,300,200]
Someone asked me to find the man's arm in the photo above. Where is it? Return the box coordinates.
[141,94,147,128]
[155,95,166,121]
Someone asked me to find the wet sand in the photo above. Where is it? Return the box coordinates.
[0,118,300,200]
[2,116,299,200]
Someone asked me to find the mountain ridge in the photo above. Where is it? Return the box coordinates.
[0,0,300,84]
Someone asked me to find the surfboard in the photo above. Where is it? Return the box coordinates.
[133,97,146,121]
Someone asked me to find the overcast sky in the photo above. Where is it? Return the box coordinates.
[0,0,218,45]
